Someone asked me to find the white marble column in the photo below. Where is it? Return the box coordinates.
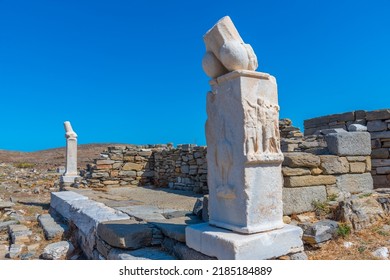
[61,121,79,184]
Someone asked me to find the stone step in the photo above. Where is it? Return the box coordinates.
[115,205,176,222]
[149,215,203,243]
[8,224,32,244]
[38,213,67,240]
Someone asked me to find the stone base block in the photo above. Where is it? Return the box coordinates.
[60,175,80,184]
[185,223,303,260]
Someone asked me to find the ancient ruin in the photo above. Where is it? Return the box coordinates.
[60,121,79,186]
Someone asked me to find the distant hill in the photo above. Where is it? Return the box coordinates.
[0,143,127,170]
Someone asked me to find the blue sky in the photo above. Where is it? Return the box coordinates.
[0,0,389,151]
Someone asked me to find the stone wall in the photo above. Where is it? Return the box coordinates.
[304,109,390,188]
[84,144,208,193]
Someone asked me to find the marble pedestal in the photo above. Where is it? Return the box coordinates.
[186,223,303,260]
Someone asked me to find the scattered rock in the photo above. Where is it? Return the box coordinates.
[343,242,353,248]
[8,224,32,244]
[192,197,203,217]
[8,244,23,259]
[372,247,389,259]
[289,252,308,260]
[41,241,74,260]
[299,219,339,246]
[283,216,291,224]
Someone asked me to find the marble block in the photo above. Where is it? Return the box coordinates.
[186,223,303,260]
[206,70,284,234]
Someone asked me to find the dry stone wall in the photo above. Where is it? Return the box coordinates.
[304,109,390,188]
[84,144,207,193]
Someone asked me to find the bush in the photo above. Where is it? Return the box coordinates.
[14,162,35,169]
[337,223,351,238]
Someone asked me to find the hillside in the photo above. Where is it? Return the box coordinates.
[0,143,126,170]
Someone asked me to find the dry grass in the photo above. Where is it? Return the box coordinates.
[308,218,390,260]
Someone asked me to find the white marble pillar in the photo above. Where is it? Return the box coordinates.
[186,16,304,260]
[61,121,79,184]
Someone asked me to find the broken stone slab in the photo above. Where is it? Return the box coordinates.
[299,220,338,246]
[0,220,18,231]
[8,224,32,244]
[326,132,371,156]
[202,195,209,222]
[50,191,88,220]
[283,186,327,215]
[0,201,15,209]
[336,173,373,194]
[8,244,23,259]
[107,247,176,260]
[115,205,175,221]
[186,223,303,260]
[149,215,203,243]
[41,241,74,260]
[96,219,153,250]
[37,214,66,240]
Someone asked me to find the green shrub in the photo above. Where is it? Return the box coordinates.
[14,162,35,169]
[337,223,351,238]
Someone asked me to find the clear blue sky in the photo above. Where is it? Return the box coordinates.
[1,0,389,152]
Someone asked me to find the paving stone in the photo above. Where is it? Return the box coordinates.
[107,247,176,260]
[37,214,66,240]
[41,241,74,260]
[149,215,203,242]
[115,205,171,221]
[283,186,327,215]
[326,132,371,156]
[97,219,153,249]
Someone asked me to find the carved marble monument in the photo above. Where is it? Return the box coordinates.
[186,16,304,259]
[60,121,79,186]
